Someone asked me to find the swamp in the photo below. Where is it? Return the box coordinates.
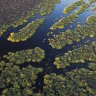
[0,0,96,95]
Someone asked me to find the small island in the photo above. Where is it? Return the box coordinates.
[50,14,78,30]
[63,0,85,14]
[7,18,45,42]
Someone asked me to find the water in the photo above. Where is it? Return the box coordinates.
[0,0,95,92]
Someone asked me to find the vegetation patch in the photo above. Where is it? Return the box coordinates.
[63,0,85,14]
[54,42,96,69]
[7,18,45,42]
[0,61,43,96]
[75,3,90,14]
[3,47,45,64]
[49,16,96,49]
[50,14,78,30]
[92,7,96,11]
[89,0,96,4]
[43,65,96,96]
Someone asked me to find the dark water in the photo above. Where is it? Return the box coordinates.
[0,0,96,92]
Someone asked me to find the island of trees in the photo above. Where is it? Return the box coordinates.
[48,16,96,49]
[63,0,85,14]
[50,14,78,30]
[7,18,45,42]
[54,41,96,69]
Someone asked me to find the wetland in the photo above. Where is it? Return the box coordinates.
[0,0,96,95]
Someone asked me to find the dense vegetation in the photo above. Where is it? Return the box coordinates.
[48,16,96,49]
[7,18,45,42]
[63,0,85,14]
[40,0,60,16]
[0,61,43,96]
[0,0,60,37]
[54,42,96,69]
[0,59,96,96]
[3,47,45,64]
[50,14,78,30]
[0,0,96,95]
[43,64,96,96]
[75,3,90,14]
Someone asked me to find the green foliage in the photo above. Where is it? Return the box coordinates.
[7,18,45,42]
[0,0,96,96]
[75,3,90,14]
[0,61,43,96]
[50,14,78,30]
[54,42,96,69]
[3,47,45,64]
[49,16,96,49]
[63,0,85,14]
[43,66,96,96]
